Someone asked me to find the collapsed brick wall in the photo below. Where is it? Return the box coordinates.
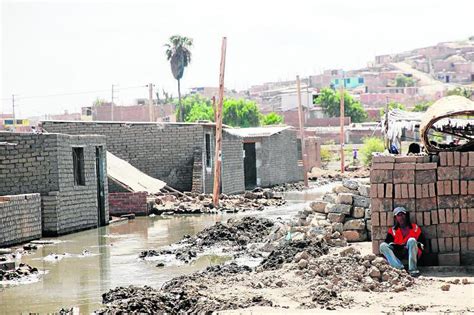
[109,192,147,216]
[0,194,42,247]
[370,153,474,266]
[0,132,108,237]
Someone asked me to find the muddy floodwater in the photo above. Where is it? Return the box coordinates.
[0,183,338,314]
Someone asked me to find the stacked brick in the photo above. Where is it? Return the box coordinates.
[0,194,42,247]
[109,192,148,216]
[371,152,474,265]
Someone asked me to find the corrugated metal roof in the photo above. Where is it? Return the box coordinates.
[224,126,292,138]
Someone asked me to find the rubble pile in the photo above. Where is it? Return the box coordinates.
[288,178,372,243]
[0,263,38,281]
[297,246,415,293]
[139,217,274,262]
[309,167,370,180]
[151,189,286,215]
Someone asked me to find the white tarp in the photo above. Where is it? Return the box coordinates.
[106,151,166,194]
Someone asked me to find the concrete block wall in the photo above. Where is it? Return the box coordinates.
[221,131,245,194]
[0,194,42,247]
[370,153,474,266]
[257,129,302,187]
[109,192,147,216]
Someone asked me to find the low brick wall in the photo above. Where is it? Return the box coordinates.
[0,194,42,247]
[109,192,148,216]
[370,152,474,266]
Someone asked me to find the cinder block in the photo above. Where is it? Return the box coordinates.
[438,252,460,266]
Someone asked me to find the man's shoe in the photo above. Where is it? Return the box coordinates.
[409,270,420,278]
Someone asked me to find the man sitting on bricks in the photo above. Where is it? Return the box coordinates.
[379,207,426,277]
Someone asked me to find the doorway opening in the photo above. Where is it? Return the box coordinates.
[243,142,257,189]
[96,146,106,227]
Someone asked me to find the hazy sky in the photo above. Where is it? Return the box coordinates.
[1,0,473,117]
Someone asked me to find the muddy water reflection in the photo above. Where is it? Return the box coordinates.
[0,183,337,314]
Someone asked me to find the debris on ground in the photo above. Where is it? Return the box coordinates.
[399,304,428,312]
[309,167,370,180]
[0,263,38,281]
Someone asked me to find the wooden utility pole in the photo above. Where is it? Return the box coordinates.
[340,82,345,173]
[212,37,227,207]
[148,83,154,122]
[296,75,309,188]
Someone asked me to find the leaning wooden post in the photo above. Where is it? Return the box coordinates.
[296,75,309,188]
[213,37,227,207]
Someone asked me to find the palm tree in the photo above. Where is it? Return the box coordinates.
[165,35,193,122]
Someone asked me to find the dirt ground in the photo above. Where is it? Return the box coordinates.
[218,242,474,314]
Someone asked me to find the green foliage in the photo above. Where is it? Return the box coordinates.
[314,88,368,123]
[223,99,261,127]
[447,87,472,98]
[395,75,415,87]
[176,94,212,122]
[261,112,284,125]
[320,147,333,168]
[165,35,193,81]
[93,98,107,106]
[411,101,434,112]
[360,137,385,166]
[186,102,214,122]
[380,101,406,116]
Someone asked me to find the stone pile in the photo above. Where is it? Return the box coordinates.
[0,263,38,281]
[289,179,372,243]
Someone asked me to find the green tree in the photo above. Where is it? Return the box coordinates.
[447,87,472,98]
[395,75,415,87]
[223,99,261,127]
[360,137,385,166]
[186,102,214,122]
[379,101,406,116]
[176,94,211,122]
[314,88,367,123]
[261,112,284,125]
[411,101,434,112]
[165,35,193,122]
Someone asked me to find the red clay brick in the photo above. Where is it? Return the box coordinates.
[460,167,474,180]
[461,208,468,222]
[372,240,380,255]
[409,211,416,224]
[453,237,460,251]
[372,156,395,163]
[469,152,474,167]
[431,239,438,253]
[387,214,394,226]
[395,156,417,163]
[438,166,460,180]
[437,224,459,237]
[446,152,454,166]
[439,152,447,166]
[460,181,468,195]
[453,152,461,166]
[437,181,444,196]
[416,197,437,211]
[431,210,439,224]
[445,237,453,251]
[371,198,393,212]
[460,237,468,252]
[380,212,387,226]
[422,184,430,198]
[394,184,402,199]
[461,152,469,167]
[438,195,459,209]
[377,184,385,198]
[438,238,446,252]
[416,184,423,198]
[438,252,460,266]
[370,170,393,184]
[445,209,453,223]
[469,181,474,195]
[371,212,380,226]
[453,208,460,223]
[423,225,437,239]
[429,183,436,197]
[372,163,394,170]
[469,208,474,222]
[408,184,416,199]
[416,170,437,184]
[385,184,393,198]
[415,163,438,170]
[401,184,409,199]
[452,180,460,195]
[394,198,416,212]
[416,212,424,226]
[393,170,415,184]
[438,209,446,223]
[423,211,431,225]
[394,163,416,170]
[469,236,474,251]
[370,184,378,198]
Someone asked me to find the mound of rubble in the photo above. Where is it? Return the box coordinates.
[0,263,38,281]
[288,178,372,243]
[151,189,286,215]
[139,217,275,262]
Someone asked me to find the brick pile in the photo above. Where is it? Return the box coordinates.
[109,192,148,216]
[370,152,474,266]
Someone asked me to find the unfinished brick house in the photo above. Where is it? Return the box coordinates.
[41,121,246,195]
[0,132,108,243]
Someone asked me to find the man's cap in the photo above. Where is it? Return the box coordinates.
[393,207,407,216]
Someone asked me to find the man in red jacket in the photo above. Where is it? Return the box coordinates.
[379,207,426,277]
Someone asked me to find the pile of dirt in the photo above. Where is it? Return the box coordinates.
[259,239,329,270]
[0,263,38,281]
[139,217,274,263]
[309,167,370,180]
